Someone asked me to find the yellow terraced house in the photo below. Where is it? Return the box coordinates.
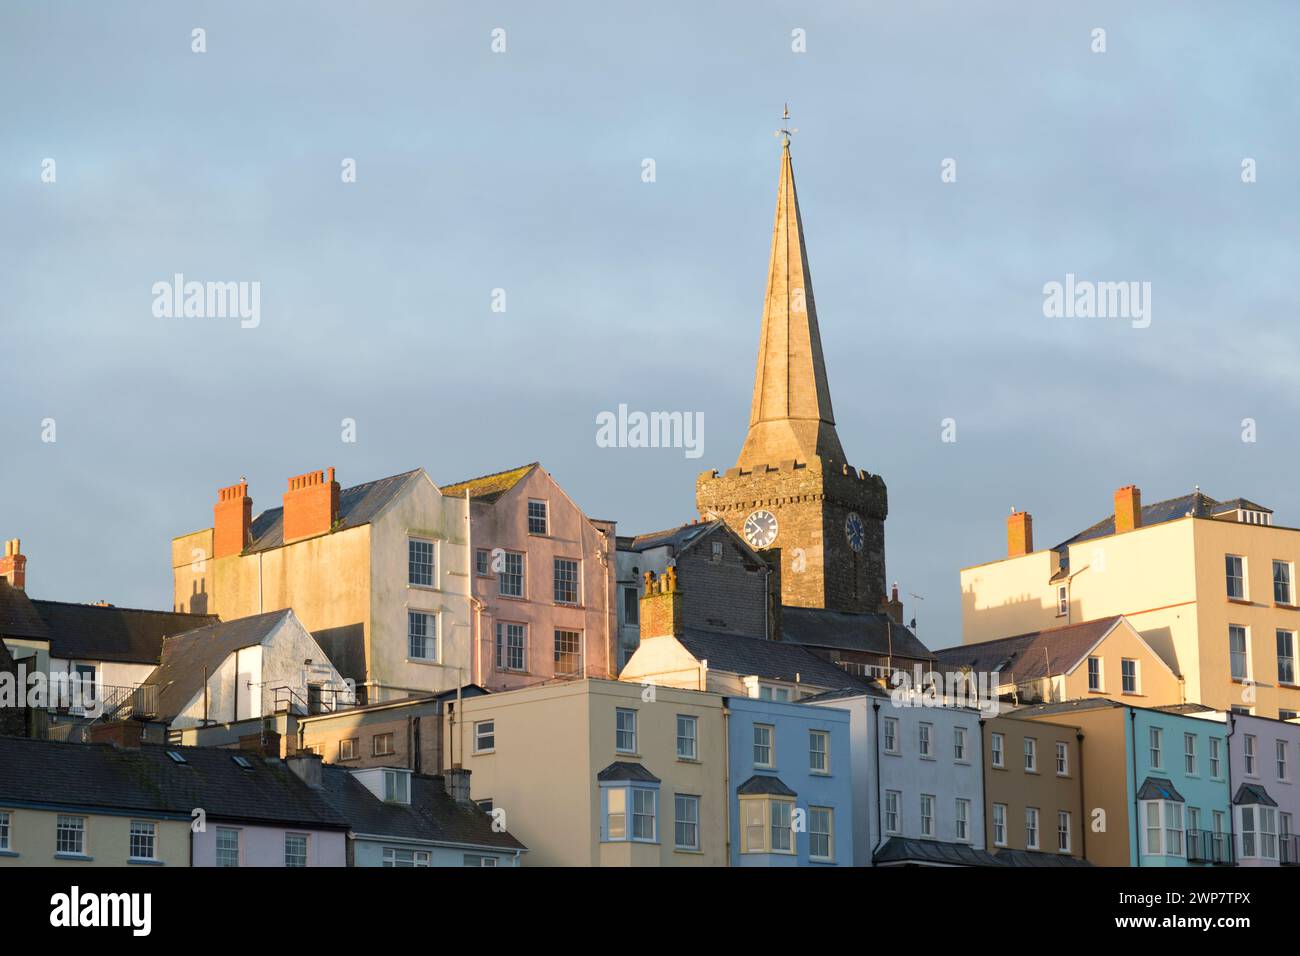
[961,484,1300,719]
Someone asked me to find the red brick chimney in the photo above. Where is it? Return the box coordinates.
[878,582,904,624]
[1007,510,1033,557]
[0,539,26,590]
[1114,485,1142,534]
[213,481,252,559]
[283,468,340,543]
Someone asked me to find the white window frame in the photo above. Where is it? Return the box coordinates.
[883,717,900,755]
[1057,811,1072,853]
[1275,560,1294,606]
[1056,741,1069,776]
[808,806,834,862]
[990,732,1004,768]
[527,499,549,536]
[55,814,86,857]
[129,820,157,862]
[284,832,309,868]
[1087,656,1103,692]
[1023,737,1037,773]
[1025,807,1040,850]
[616,708,638,754]
[1149,727,1163,770]
[955,798,971,843]
[674,793,700,851]
[1226,554,1246,600]
[407,609,439,662]
[495,620,527,672]
[1121,658,1140,695]
[953,726,968,763]
[1244,734,1257,776]
[809,730,830,774]
[473,719,495,754]
[1278,630,1297,686]
[992,803,1007,846]
[676,715,698,761]
[1184,733,1197,775]
[1230,625,1250,681]
[919,794,935,838]
[753,723,775,768]
[215,827,241,867]
[0,810,10,852]
[918,722,933,759]
[408,537,436,588]
[1210,736,1222,778]
[498,551,525,598]
[884,790,901,835]
[553,557,580,606]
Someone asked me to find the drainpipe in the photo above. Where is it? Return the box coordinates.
[979,717,990,853]
[1077,730,1087,860]
[1130,708,1140,866]
[1225,711,1237,863]
[723,702,732,866]
[872,699,883,861]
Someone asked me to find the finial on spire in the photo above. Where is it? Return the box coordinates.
[775,103,798,146]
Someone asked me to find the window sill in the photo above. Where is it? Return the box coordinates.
[0,850,17,858]
[54,853,93,862]
[128,858,164,866]
[408,584,441,593]
[677,757,700,764]
[1274,603,1300,611]
[472,749,495,756]
[405,658,445,667]
[673,847,704,855]
[1227,597,1255,606]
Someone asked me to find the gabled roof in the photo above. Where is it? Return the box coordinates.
[247,469,421,553]
[675,627,868,692]
[31,600,216,665]
[439,463,538,503]
[596,761,660,783]
[319,767,525,852]
[931,616,1151,684]
[1136,776,1185,802]
[736,774,797,797]
[0,736,349,831]
[1056,490,1270,550]
[145,609,294,720]
[781,606,932,661]
[0,579,50,642]
[873,836,1002,867]
[1234,783,1278,807]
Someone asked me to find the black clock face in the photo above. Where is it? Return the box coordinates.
[845,512,865,552]
[743,510,779,548]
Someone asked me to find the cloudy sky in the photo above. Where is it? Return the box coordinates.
[2,1,1297,648]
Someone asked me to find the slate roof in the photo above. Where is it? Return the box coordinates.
[318,767,525,851]
[1136,776,1185,803]
[781,606,932,661]
[1056,490,1270,549]
[930,616,1133,684]
[1234,783,1278,807]
[873,837,1002,867]
[620,520,720,554]
[30,600,216,665]
[0,736,349,830]
[735,774,797,797]
[995,849,1093,867]
[247,469,421,553]
[675,628,868,692]
[1010,697,1126,719]
[0,579,51,641]
[145,610,294,721]
[596,761,660,783]
[439,463,537,503]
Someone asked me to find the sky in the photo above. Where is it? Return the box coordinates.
[1,1,1297,650]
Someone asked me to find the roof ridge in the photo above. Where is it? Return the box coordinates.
[937,615,1123,652]
[252,468,423,519]
[30,598,216,618]
[439,461,539,492]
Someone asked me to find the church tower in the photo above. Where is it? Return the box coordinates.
[696,127,887,614]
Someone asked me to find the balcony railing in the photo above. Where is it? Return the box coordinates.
[1186,829,1233,865]
[271,684,353,716]
[55,681,158,721]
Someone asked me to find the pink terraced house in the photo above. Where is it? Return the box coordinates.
[440,463,618,690]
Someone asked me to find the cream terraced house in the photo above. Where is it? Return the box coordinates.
[961,485,1300,719]
[445,678,727,866]
[172,467,472,704]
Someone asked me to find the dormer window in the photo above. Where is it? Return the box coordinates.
[1240,509,1271,526]
[383,769,411,805]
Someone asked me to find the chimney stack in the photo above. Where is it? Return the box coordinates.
[1114,485,1142,534]
[639,567,683,639]
[0,539,26,590]
[213,481,252,559]
[878,582,904,624]
[444,766,472,805]
[87,721,144,749]
[1007,510,1033,557]
[286,751,323,789]
[283,468,340,544]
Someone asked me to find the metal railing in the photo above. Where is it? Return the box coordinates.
[271,684,353,716]
[1186,829,1233,865]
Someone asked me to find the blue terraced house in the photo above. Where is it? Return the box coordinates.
[726,696,853,866]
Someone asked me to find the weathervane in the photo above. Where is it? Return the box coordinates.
[775,103,798,145]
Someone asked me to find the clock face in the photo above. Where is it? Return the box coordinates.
[845,512,865,552]
[743,510,779,549]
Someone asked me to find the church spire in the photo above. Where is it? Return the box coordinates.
[736,122,846,469]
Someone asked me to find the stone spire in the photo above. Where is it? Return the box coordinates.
[736,136,846,469]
